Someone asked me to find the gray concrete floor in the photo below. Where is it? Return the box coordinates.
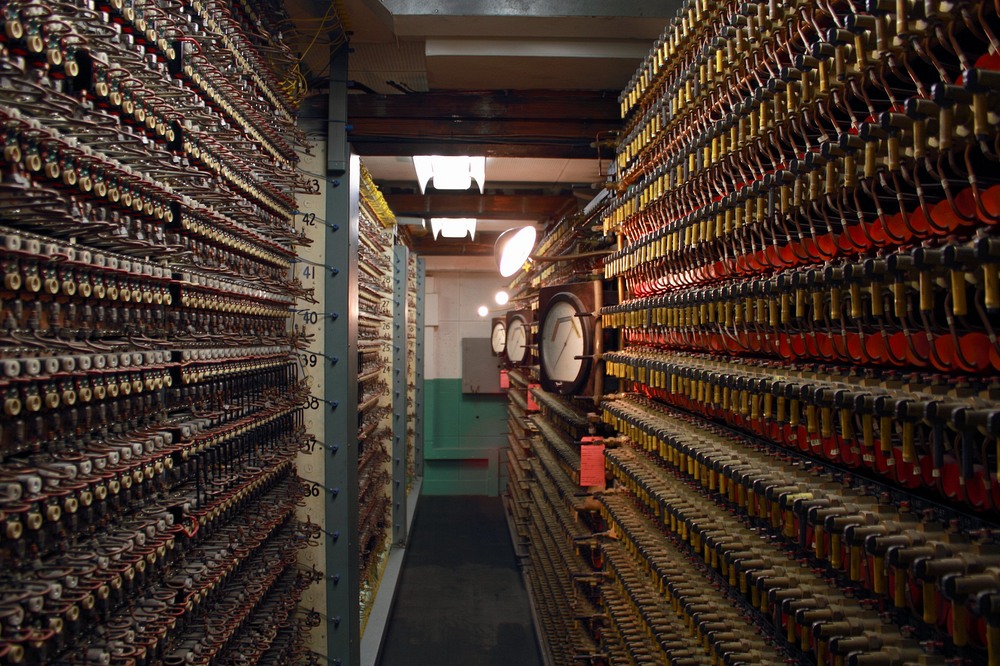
[376,496,543,666]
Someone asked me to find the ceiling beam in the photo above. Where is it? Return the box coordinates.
[349,90,619,120]
[381,0,671,18]
[405,237,497,257]
[347,90,620,159]
[399,225,499,256]
[377,0,676,40]
[385,192,576,219]
[350,140,599,159]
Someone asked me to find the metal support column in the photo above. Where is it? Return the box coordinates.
[325,43,360,666]
[391,244,409,546]
[413,257,425,476]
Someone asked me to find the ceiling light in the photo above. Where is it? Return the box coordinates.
[494,291,510,306]
[429,218,476,240]
[395,216,425,226]
[477,305,489,317]
[495,226,537,277]
[413,155,486,194]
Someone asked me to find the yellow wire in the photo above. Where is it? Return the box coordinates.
[278,1,348,107]
[296,1,338,64]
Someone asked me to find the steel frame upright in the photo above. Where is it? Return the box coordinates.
[324,43,360,666]
[391,244,409,545]
[413,257,425,476]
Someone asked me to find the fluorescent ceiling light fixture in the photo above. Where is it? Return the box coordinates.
[494,290,510,306]
[413,155,486,194]
[477,305,489,317]
[495,226,537,277]
[429,218,476,240]
[396,216,425,226]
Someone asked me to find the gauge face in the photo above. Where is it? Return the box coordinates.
[506,315,527,364]
[491,320,506,355]
[539,292,592,395]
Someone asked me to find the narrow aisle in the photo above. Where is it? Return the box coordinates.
[376,496,543,666]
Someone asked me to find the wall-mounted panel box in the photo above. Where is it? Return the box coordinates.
[462,338,503,394]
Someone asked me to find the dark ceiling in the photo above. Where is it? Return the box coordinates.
[282,0,679,257]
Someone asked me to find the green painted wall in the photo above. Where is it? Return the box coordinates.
[423,378,508,495]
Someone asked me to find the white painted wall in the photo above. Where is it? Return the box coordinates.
[424,265,510,380]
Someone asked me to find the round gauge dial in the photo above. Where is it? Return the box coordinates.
[505,314,528,365]
[491,320,506,355]
[539,292,593,395]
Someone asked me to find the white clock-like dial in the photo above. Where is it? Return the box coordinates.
[491,321,506,354]
[541,299,585,383]
[506,316,527,364]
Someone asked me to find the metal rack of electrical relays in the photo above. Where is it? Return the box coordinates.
[505,2,1000,665]
[0,4,422,663]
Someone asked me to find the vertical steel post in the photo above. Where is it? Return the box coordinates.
[392,244,409,545]
[413,257,425,476]
[325,43,360,666]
